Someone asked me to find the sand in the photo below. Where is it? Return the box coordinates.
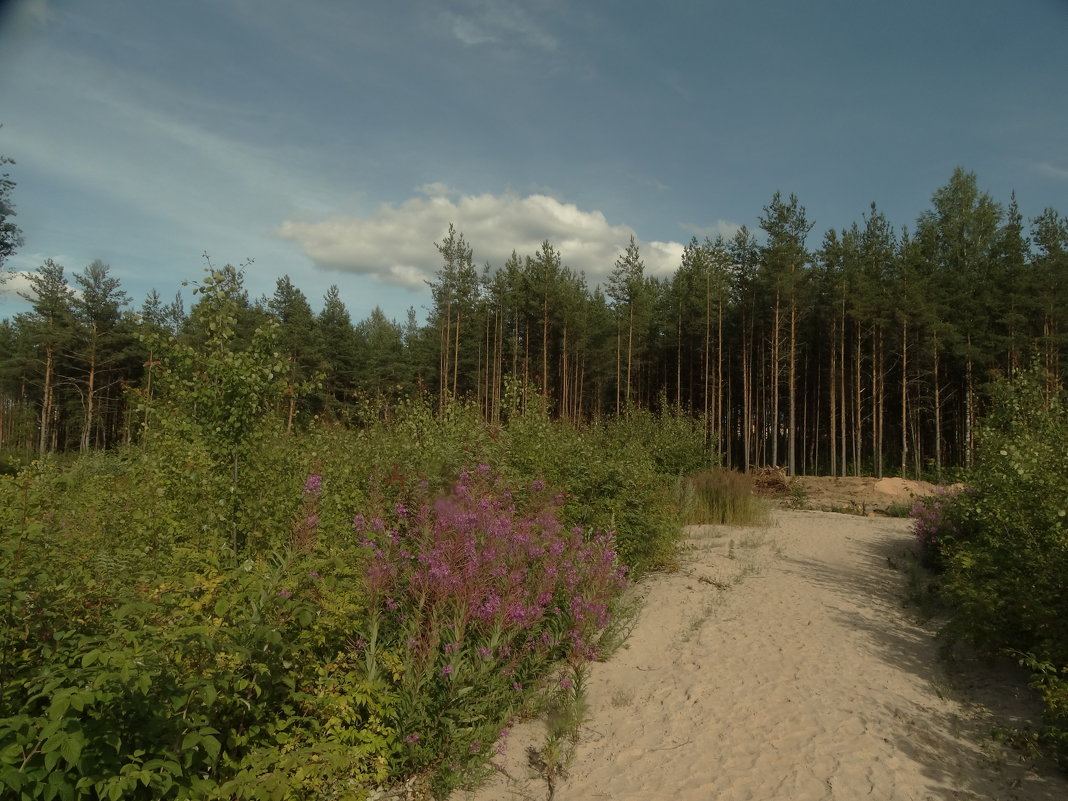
[456,510,1068,801]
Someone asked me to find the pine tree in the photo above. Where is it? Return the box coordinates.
[73,260,130,449]
[20,260,76,453]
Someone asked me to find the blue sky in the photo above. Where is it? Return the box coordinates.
[1,0,1066,323]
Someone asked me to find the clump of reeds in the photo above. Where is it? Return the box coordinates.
[679,467,770,526]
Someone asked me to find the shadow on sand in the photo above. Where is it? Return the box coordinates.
[777,510,1066,801]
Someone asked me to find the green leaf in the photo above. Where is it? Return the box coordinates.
[201,734,221,762]
[59,732,83,766]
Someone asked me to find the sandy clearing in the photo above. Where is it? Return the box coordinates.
[456,511,1068,801]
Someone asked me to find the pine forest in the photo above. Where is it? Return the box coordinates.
[2,167,1066,478]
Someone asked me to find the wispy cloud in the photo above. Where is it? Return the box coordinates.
[1035,161,1068,181]
[4,45,342,241]
[445,1,559,51]
[277,185,683,290]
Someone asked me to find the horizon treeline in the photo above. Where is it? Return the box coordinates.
[1,167,1065,477]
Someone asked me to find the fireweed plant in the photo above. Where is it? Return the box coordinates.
[353,466,628,796]
[909,486,962,568]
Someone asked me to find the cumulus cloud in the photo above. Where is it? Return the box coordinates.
[0,270,36,301]
[276,186,685,290]
[0,268,84,307]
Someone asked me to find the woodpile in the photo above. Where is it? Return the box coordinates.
[752,465,791,495]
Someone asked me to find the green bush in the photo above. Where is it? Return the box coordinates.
[934,366,1068,766]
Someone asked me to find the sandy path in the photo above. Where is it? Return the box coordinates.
[458,511,1068,801]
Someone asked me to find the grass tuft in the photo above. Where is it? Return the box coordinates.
[678,468,770,526]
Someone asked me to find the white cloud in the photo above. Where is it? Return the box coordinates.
[276,186,684,290]
[0,270,35,300]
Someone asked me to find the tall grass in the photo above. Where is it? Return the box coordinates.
[678,468,769,526]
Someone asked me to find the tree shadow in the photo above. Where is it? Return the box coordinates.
[777,511,1067,800]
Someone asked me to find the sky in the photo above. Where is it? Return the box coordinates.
[1,0,1067,324]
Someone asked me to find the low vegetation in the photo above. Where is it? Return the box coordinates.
[678,467,769,526]
[909,365,1068,768]
[0,293,728,800]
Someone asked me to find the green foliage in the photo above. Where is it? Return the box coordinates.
[932,366,1068,766]
[0,481,396,799]
[0,315,705,797]
[502,400,697,575]
[136,266,289,557]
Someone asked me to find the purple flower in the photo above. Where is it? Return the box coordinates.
[303,474,322,497]
[406,733,421,744]
[441,664,454,676]
[278,588,291,599]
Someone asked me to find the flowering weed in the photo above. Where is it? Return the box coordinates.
[355,467,627,796]
[909,486,961,567]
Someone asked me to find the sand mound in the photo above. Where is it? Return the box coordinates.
[872,477,938,500]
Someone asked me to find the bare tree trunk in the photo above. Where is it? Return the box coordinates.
[440,297,452,406]
[829,314,837,477]
[839,300,847,477]
[900,319,908,478]
[81,354,97,451]
[39,344,54,455]
[452,309,461,399]
[771,291,781,467]
[853,322,862,475]
[933,334,943,478]
[787,296,797,475]
[626,305,634,408]
[615,321,621,415]
[703,277,710,443]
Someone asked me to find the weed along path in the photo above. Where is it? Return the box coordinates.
[456,510,1068,801]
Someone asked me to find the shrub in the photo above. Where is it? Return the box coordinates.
[932,366,1068,766]
[0,476,394,800]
